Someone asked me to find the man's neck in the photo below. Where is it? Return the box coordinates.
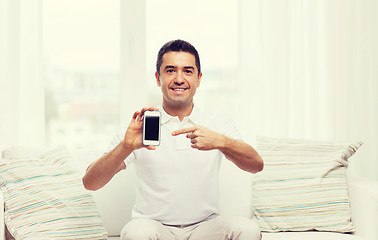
[162,101,194,121]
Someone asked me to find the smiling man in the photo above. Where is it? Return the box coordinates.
[83,40,264,240]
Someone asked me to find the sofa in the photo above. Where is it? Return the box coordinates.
[1,139,378,240]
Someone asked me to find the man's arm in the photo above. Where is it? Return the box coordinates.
[82,143,131,191]
[82,107,158,191]
[218,137,263,173]
[172,126,264,174]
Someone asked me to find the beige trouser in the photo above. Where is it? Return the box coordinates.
[120,216,262,240]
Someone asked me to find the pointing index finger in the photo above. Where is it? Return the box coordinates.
[171,126,197,136]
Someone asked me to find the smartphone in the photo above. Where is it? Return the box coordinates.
[142,110,161,146]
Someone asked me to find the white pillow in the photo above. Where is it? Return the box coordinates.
[1,146,42,159]
[0,146,107,239]
[252,136,362,233]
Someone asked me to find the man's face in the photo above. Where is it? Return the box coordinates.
[155,51,202,108]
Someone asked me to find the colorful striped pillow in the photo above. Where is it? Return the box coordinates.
[0,146,107,239]
[252,136,362,233]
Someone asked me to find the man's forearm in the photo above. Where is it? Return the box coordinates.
[82,142,132,191]
[218,137,264,174]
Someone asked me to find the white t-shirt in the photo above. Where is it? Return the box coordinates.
[107,105,240,225]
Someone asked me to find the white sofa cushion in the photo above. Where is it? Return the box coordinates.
[0,146,107,239]
[262,231,362,240]
[252,136,362,233]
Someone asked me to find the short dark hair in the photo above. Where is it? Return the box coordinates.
[156,39,201,76]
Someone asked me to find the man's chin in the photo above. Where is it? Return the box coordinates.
[164,98,193,108]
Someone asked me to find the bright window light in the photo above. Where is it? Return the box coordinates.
[43,0,120,150]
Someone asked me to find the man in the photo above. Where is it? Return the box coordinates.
[83,40,264,240]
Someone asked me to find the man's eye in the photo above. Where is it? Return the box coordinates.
[167,69,175,73]
[185,70,193,74]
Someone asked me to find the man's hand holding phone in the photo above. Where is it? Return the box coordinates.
[123,107,159,151]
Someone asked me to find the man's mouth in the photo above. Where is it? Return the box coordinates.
[170,87,188,92]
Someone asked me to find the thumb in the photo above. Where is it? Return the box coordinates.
[145,145,156,150]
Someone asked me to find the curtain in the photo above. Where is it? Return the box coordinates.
[0,0,45,150]
[239,0,378,180]
[120,0,147,125]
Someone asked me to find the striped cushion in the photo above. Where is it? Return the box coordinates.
[0,146,107,239]
[252,136,362,233]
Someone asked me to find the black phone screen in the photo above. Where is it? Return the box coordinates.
[145,116,160,140]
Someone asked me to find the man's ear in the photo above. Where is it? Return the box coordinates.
[197,72,202,87]
[155,72,161,87]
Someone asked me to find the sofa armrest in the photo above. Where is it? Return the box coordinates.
[0,191,4,240]
[349,179,378,240]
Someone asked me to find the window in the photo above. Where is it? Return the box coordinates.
[43,0,239,149]
[43,0,120,150]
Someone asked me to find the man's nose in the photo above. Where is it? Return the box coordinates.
[174,71,185,84]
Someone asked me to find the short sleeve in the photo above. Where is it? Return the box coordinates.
[208,114,242,140]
